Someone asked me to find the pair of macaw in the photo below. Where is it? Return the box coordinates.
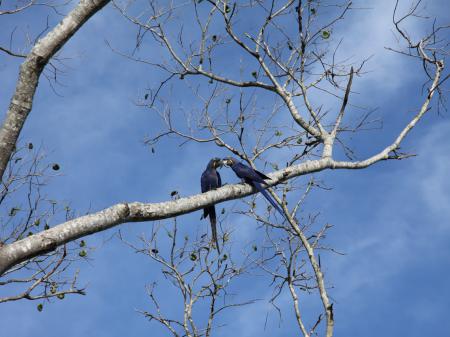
[201,157,283,253]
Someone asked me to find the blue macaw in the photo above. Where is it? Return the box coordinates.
[223,157,284,217]
[201,158,223,252]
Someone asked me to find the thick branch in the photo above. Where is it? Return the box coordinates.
[0,0,111,183]
[0,53,444,280]
[0,159,331,275]
[0,119,424,277]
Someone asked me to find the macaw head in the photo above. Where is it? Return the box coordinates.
[207,157,223,169]
[222,157,237,167]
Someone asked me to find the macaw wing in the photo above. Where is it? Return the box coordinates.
[201,171,210,193]
[233,163,256,180]
[244,167,267,184]
[254,169,271,181]
[217,170,222,188]
[252,181,284,217]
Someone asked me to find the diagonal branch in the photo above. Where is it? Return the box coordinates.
[0,0,111,184]
[0,0,35,15]
[333,59,443,168]
[0,56,443,277]
[323,66,354,158]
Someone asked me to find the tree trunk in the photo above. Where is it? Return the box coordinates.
[0,0,111,182]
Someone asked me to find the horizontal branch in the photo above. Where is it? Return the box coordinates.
[0,159,331,275]
[0,58,444,277]
[0,148,419,276]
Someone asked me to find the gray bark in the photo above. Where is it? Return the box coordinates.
[0,0,443,282]
[0,0,111,183]
[0,61,443,278]
[0,158,331,275]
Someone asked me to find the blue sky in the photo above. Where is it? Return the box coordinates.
[0,0,449,336]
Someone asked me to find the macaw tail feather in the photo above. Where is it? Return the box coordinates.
[208,206,221,254]
[253,182,284,217]
[202,207,209,220]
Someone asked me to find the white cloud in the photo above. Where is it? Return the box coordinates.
[414,122,450,219]
[328,119,450,304]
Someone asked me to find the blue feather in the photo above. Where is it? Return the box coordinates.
[253,181,284,217]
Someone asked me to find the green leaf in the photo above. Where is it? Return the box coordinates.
[321,30,330,39]
[57,293,65,300]
[37,304,43,312]
[9,207,20,216]
[190,253,197,261]
[79,250,87,257]
[275,130,282,137]
[79,240,86,247]
[251,71,257,79]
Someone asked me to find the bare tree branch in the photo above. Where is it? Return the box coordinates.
[0,0,35,15]
[0,0,111,183]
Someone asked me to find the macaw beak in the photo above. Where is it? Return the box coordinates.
[222,158,232,167]
[215,159,224,168]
